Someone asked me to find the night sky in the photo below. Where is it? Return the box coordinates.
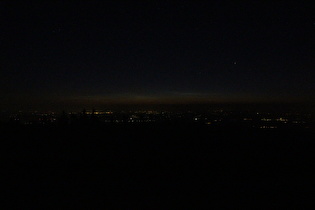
[1,1,315,110]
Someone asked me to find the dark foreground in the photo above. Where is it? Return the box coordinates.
[3,123,315,208]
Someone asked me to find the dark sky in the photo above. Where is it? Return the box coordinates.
[1,1,315,110]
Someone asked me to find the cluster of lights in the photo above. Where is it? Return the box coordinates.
[260,126,277,129]
[261,118,272,122]
[276,118,288,122]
